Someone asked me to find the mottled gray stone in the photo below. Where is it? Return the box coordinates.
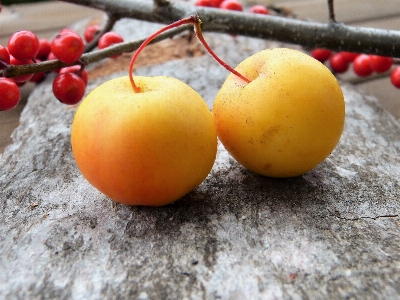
[1,18,400,300]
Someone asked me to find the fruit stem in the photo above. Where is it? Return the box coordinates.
[192,16,251,84]
[129,16,194,93]
[129,14,250,93]
[77,59,86,76]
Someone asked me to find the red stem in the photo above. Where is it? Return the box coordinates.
[193,18,251,84]
[129,14,250,93]
[129,16,195,92]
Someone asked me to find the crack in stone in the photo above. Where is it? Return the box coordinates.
[332,213,399,221]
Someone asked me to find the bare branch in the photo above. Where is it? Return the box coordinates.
[60,0,400,57]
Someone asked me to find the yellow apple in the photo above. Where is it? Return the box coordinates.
[213,48,345,177]
[71,76,217,206]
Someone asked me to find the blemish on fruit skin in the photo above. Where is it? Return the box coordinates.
[263,163,272,170]
[245,117,255,125]
[260,125,281,144]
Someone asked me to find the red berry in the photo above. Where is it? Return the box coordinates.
[0,45,10,64]
[59,28,77,34]
[209,0,224,7]
[52,72,86,105]
[311,48,332,63]
[47,52,57,61]
[0,77,21,111]
[8,30,39,62]
[36,39,51,60]
[30,71,46,83]
[9,56,34,83]
[98,32,124,59]
[390,66,400,88]
[220,0,243,11]
[329,53,349,73]
[84,25,101,43]
[59,65,88,85]
[249,5,269,14]
[340,51,359,63]
[195,0,212,6]
[353,54,373,77]
[369,55,393,73]
[51,31,85,64]
[15,81,26,88]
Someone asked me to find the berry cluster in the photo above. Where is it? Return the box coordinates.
[0,26,124,111]
[311,48,400,88]
[195,0,269,14]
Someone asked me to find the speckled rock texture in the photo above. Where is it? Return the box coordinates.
[1,19,399,299]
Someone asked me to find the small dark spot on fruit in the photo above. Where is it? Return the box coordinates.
[263,163,272,170]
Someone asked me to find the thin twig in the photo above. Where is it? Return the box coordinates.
[84,13,119,53]
[327,0,336,23]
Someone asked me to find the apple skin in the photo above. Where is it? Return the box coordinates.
[212,48,345,177]
[71,76,217,206]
